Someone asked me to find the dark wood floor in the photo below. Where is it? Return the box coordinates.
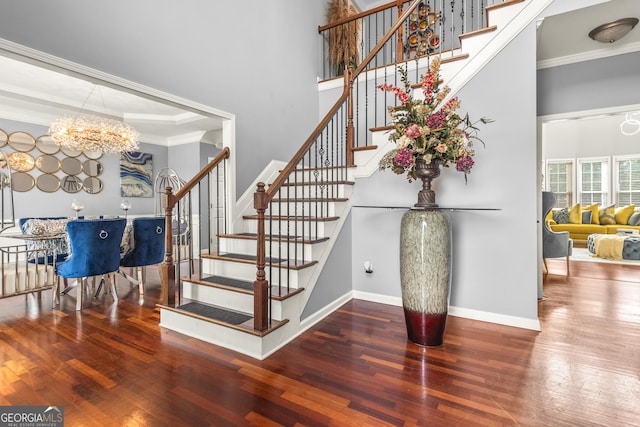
[1,259,639,426]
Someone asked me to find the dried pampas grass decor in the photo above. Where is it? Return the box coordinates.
[326,0,361,75]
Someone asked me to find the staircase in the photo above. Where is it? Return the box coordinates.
[159,0,552,360]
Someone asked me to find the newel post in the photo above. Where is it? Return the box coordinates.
[253,182,269,331]
[346,68,355,167]
[161,186,176,306]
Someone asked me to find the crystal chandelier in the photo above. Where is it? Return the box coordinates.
[50,114,139,153]
[49,85,140,154]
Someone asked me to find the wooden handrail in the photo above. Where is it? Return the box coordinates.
[252,0,423,331]
[267,0,421,201]
[160,146,230,306]
[174,147,230,202]
[317,0,412,32]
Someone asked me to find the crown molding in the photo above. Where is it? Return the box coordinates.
[537,40,640,69]
[0,38,235,120]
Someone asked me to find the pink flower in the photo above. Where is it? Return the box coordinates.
[405,124,420,139]
[394,147,414,168]
[456,156,475,173]
[427,111,446,129]
[379,83,410,105]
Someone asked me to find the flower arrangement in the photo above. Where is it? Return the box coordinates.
[378,58,491,183]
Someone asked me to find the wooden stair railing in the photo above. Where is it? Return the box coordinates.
[252,0,425,332]
[160,147,230,306]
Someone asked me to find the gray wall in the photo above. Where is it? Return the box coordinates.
[301,213,353,319]
[350,23,540,321]
[0,0,325,197]
[537,51,640,116]
[0,117,168,219]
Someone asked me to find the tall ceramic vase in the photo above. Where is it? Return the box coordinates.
[399,208,451,346]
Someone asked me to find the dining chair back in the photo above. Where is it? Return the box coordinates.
[56,218,126,310]
[120,217,165,294]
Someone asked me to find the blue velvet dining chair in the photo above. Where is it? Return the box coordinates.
[119,217,165,294]
[56,218,126,310]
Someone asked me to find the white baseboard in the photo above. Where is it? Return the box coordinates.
[448,306,541,331]
[352,290,402,307]
[299,291,354,333]
[352,291,541,331]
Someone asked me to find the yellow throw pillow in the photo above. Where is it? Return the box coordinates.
[569,203,582,224]
[599,204,616,225]
[584,203,600,225]
[615,204,635,225]
[545,209,556,224]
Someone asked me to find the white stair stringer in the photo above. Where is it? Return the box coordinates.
[160,0,538,359]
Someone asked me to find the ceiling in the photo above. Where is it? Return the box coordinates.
[0,54,224,146]
[536,0,640,67]
[0,0,638,143]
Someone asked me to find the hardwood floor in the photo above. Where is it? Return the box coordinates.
[1,260,639,426]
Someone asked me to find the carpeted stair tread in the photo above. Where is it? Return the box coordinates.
[217,232,329,244]
[217,253,285,263]
[177,302,251,325]
[201,275,254,291]
[242,214,339,221]
[201,252,318,269]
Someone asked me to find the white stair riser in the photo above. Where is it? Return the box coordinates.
[182,281,284,321]
[219,238,317,261]
[243,219,337,239]
[274,184,353,199]
[160,308,266,359]
[459,32,494,57]
[200,258,312,289]
[266,201,345,217]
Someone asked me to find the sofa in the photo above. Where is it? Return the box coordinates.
[547,203,640,243]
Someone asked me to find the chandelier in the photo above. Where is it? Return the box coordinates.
[49,84,140,154]
[50,114,139,153]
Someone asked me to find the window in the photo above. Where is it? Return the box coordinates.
[546,160,573,208]
[578,157,609,206]
[615,156,640,205]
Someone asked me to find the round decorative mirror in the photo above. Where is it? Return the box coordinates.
[36,155,61,174]
[11,172,35,192]
[8,152,35,172]
[8,131,36,152]
[84,150,103,160]
[82,159,103,176]
[36,135,60,154]
[61,157,83,175]
[0,129,7,148]
[36,174,61,192]
[61,175,83,193]
[61,146,82,157]
[83,177,103,194]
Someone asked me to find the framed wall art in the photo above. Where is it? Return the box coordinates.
[120,151,153,197]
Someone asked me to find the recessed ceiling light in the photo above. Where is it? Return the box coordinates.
[588,17,638,43]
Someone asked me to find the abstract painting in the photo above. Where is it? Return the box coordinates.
[120,151,153,197]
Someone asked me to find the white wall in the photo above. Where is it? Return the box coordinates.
[543,114,640,160]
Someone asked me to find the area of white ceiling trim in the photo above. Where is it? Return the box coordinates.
[0,37,234,146]
[537,40,640,69]
[538,103,640,124]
